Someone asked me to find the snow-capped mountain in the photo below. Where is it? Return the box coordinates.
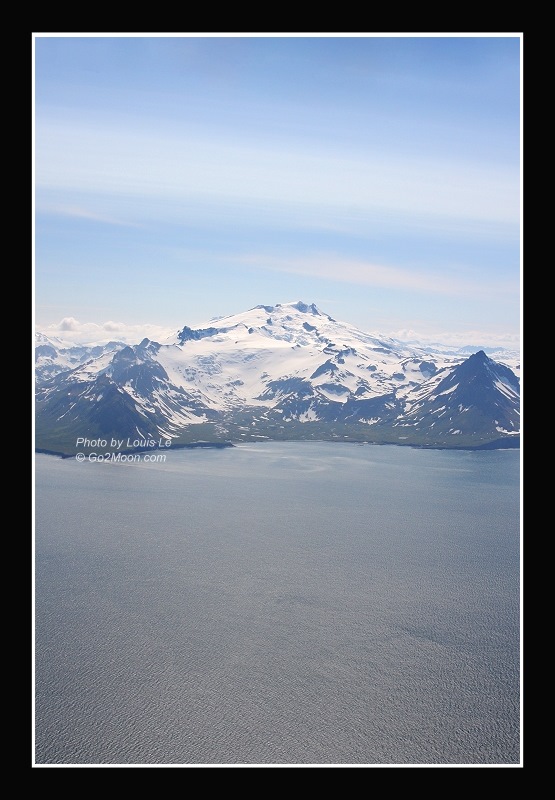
[390,350,520,440]
[35,302,520,452]
[35,333,126,384]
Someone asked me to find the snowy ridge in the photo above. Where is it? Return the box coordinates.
[391,351,520,438]
[35,302,520,448]
[155,301,461,408]
[35,333,126,384]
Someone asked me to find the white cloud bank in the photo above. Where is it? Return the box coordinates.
[38,319,177,345]
[36,316,519,352]
[389,327,520,351]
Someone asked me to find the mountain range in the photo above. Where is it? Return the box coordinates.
[35,301,520,453]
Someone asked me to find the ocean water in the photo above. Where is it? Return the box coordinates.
[34,442,520,765]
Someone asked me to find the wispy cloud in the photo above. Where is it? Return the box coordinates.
[36,119,519,233]
[237,253,518,297]
[38,203,141,227]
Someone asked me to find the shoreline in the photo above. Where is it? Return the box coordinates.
[35,441,235,459]
[35,435,519,459]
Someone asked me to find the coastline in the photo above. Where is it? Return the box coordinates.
[35,441,235,459]
[34,435,519,459]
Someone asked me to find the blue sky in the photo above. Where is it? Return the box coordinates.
[34,34,521,347]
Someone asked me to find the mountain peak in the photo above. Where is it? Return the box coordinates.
[275,300,327,317]
[285,300,320,315]
[252,301,321,315]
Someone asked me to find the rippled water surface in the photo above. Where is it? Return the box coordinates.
[35,442,520,764]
